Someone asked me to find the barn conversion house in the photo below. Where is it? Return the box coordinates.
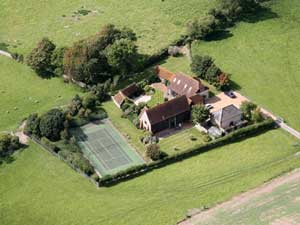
[139,95,190,133]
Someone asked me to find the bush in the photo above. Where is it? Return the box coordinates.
[145,144,162,161]
[0,133,21,158]
[24,113,41,137]
[41,137,61,153]
[191,55,214,79]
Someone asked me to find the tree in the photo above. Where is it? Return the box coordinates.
[187,15,218,40]
[105,38,139,75]
[145,144,161,161]
[26,38,56,77]
[191,55,214,78]
[51,47,67,76]
[192,105,210,124]
[252,107,264,123]
[39,109,65,141]
[205,64,222,83]
[240,101,257,121]
[63,24,138,84]
[217,73,231,91]
[82,93,97,110]
[24,113,41,137]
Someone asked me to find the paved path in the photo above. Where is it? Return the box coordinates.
[0,50,12,59]
[278,122,300,139]
[260,107,300,139]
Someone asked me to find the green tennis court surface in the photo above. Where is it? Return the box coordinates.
[71,120,145,176]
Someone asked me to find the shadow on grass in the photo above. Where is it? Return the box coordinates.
[230,80,242,91]
[242,6,279,24]
[0,144,28,165]
[0,42,9,51]
[206,30,234,42]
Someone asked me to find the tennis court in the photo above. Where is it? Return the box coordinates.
[71,120,145,176]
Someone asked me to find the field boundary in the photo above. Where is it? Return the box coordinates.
[30,137,99,186]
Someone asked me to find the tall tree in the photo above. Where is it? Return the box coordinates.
[105,38,139,76]
[26,38,56,77]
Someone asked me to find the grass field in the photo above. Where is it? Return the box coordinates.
[1,129,299,225]
[147,89,165,108]
[192,0,300,130]
[72,121,144,175]
[159,128,206,155]
[182,170,300,225]
[0,57,79,131]
[0,0,216,55]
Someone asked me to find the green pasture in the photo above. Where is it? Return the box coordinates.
[0,57,78,131]
[192,0,300,129]
[195,172,300,225]
[1,129,299,225]
[0,0,216,55]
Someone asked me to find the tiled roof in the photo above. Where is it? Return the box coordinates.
[169,73,208,97]
[213,104,242,124]
[145,95,190,125]
[112,92,126,106]
[156,66,176,81]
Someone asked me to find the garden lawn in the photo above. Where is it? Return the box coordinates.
[0,57,79,131]
[0,0,216,55]
[192,0,300,130]
[159,128,206,155]
[147,89,165,108]
[1,129,300,225]
[102,101,146,154]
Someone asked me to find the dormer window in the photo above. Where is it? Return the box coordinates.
[173,78,177,82]
[184,84,187,89]
[177,80,181,85]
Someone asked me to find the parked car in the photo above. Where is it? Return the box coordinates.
[205,104,214,110]
[225,91,236,98]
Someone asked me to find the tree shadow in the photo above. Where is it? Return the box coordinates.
[0,42,9,51]
[242,6,279,24]
[205,30,234,42]
[229,79,242,91]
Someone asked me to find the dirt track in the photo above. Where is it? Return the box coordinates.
[179,169,300,225]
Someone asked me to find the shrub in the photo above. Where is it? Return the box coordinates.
[0,134,21,158]
[191,55,214,79]
[145,144,162,161]
[240,101,258,121]
[24,113,41,137]
[192,104,210,124]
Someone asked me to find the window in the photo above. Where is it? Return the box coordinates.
[177,80,181,85]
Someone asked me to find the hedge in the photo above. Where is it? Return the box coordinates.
[98,119,275,186]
